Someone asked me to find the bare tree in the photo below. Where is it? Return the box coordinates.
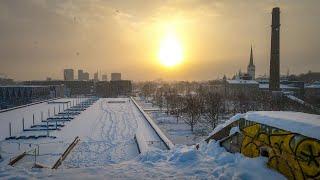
[141,82,156,101]
[204,92,222,129]
[155,88,164,112]
[183,94,202,132]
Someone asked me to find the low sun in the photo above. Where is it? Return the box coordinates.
[158,32,183,67]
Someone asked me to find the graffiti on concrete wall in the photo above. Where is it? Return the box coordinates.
[238,119,320,179]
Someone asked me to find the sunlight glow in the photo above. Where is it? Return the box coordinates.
[158,32,183,67]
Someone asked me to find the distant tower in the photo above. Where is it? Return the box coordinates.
[247,45,255,80]
[94,71,99,81]
[269,7,280,91]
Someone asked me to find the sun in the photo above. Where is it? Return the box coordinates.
[158,32,183,67]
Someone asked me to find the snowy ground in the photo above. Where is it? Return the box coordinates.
[0,141,284,179]
[0,98,167,169]
[0,97,285,179]
[134,97,230,145]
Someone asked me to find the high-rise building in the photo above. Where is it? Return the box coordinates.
[111,73,121,81]
[78,69,84,80]
[102,74,108,81]
[247,45,255,80]
[64,69,74,81]
[83,72,89,81]
[269,7,280,91]
[94,71,99,81]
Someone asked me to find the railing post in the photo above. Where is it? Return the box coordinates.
[9,123,12,137]
[33,114,35,125]
[47,121,49,137]
[22,118,25,131]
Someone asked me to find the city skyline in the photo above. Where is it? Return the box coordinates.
[0,0,319,81]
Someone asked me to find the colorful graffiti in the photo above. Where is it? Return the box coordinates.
[237,119,320,179]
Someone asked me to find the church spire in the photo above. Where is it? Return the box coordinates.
[249,45,254,66]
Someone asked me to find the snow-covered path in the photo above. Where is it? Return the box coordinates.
[0,98,167,168]
[62,98,167,167]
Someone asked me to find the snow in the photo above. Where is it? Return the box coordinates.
[135,131,150,153]
[0,98,79,141]
[208,111,320,141]
[286,95,305,104]
[244,111,320,140]
[0,141,284,179]
[227,80,258,84]
[229,126,240,136]
[0,98,169,169]
[131,97,174,149]
[149,111,210,145]
[259,83,298,89]
[305,81,320,88]
[0,99,289,179]
[207,113,243,137]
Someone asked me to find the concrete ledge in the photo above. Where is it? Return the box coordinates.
[131,97,174,150]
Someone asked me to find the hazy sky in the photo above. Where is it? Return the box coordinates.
[0,0,319,81]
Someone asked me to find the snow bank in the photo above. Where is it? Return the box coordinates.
[0,141,284,179]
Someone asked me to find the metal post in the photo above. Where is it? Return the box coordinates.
[41,111,43,121]
[22,118,25,131]
[33,114,35,125]
[59,105,60,113]
[9,123,12,137]
[34,148,36,164]
[48,109,50,118]
[47,121,49,137]
[54,107,56,115]
[56,120,57,129]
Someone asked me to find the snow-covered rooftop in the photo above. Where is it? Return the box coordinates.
[305,81,320,89]
[259,84,298,89]
[227,80,259,85]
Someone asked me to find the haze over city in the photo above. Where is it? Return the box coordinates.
[0,1,320,179]
[0,0,320,81]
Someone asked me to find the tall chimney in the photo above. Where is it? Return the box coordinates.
[269,7,280,91]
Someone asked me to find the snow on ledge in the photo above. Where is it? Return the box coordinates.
[131,97,175,149]
[286,95,305,104]
[244,111,320,140]
[208,111,320,141]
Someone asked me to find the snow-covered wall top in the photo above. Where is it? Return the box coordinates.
[244,111,320,140]
[208,111,320,141]
[131,97,174,150]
